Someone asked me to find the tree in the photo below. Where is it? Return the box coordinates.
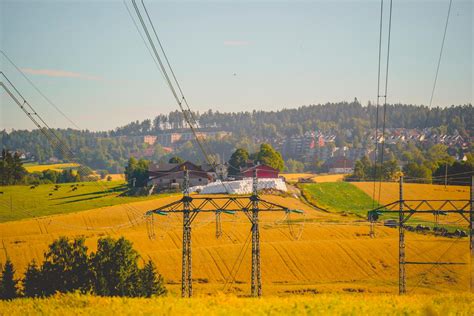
[125,157,138,182]
[0,150,27,185]
[352,159,366,180]
[91,237,141,297]
[228,148,249,175]
[41,237,91,295]
[138,260,167,297]
[168,156,184,164]
[0,259,18,299]
[403,162,432,183]
[125,157,150,187]
[285,159,305,173]
[77,166,94,180]
[255,143,285,171]
[23,260,43,297]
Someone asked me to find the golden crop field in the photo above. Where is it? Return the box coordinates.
[0,186,470,297]
[353,182,470,224]
[354,182,470,205]
[101,173,125,181]
[1,292,473,315]
[24,163,81,173]
[282,173,345,183]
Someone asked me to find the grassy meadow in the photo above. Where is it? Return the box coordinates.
[300,182,380,216]
[0,181,175,222]
[1,292,473,315]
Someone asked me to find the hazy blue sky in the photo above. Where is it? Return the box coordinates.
[1,0,472,131]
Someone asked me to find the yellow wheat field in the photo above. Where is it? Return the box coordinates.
[282,173,345,183]
[24,163,80,173]
[1,292,473,315]
[354,182,469,204]
[0,189,470,296]
[101,173,125,181]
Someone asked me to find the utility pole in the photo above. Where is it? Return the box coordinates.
[181,169,192,297]
[399,175,406,295]
[250,168,262,297]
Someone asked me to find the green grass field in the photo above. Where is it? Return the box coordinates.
[300,182,381,217]
[0,181,174,223]
[1,293,472,315]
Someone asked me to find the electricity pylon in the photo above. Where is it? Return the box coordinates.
[368,176,473,294]
[146,170,303,297]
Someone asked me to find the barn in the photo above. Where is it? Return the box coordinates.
[147,161,212,189]
[240,164,280,179]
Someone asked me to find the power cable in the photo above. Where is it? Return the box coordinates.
[424,0,453,129]
[130,0,215,169]
[372,0,385,208]
[1,74,155,231]
[377,0,393,205]
[0,50,81,130]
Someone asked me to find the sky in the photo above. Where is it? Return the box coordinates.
[0,0,472,131]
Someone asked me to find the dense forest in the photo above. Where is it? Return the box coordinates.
[1,101,472,173]
[113,100,472,138]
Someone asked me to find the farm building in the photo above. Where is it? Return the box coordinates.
[239,164,280,178]
[147,161,212,189]
[325,157,354,174]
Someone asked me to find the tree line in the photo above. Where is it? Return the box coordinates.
[0,149,98,186]
[0,236,166,299]
[2,102,471,174]
[348,146,473,185]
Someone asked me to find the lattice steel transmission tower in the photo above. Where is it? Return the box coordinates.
[146,170,303,297]
[181,170,193,297]
[368,176,473,294]
[250,169,262,296]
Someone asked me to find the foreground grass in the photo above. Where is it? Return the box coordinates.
[300,182,380,216]
[0,181,174,222]
[1,293,472,315]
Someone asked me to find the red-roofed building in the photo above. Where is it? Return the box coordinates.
[240,164,279,178]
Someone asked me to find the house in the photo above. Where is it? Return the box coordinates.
[143,135,157,145]
[326,157,354,174]
[148,161,212,189]
[201,163,228,180]
[240,164,280,178]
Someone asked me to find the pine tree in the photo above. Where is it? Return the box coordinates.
[23,260,43,297]
[0,259,18,300]
[139,260,167,297]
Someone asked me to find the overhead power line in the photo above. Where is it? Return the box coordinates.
[129,0,215,168]
[0,50,81,130]
[377,0,393,204]
[429,0,453,109]
[0,73,149,231]
[424,0,454,129]
[372,0,385,207]
[372,0,393,206]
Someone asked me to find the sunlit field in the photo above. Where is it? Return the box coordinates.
[0,184,470,297]
[1,292,472,315]
[23,162,80,173]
